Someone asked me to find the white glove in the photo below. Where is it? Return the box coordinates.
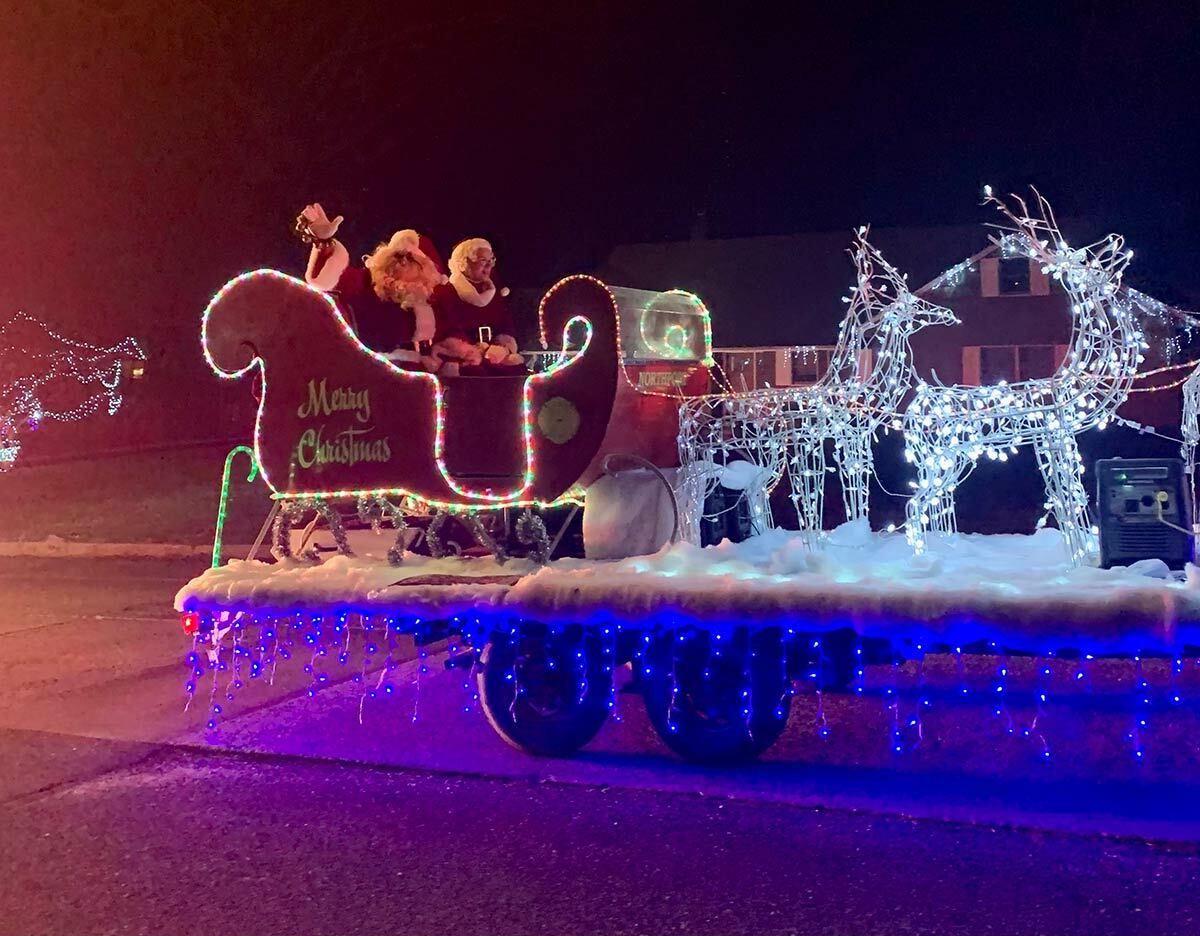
[301,203,344,240]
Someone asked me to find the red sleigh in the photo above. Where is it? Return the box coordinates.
[203,269,710,561]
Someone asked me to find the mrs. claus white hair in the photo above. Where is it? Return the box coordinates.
[449,238,494,275]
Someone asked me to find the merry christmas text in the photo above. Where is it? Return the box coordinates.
[296,379,371,424]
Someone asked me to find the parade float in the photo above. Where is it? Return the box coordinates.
[176,193,1200,766]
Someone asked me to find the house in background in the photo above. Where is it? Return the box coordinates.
[597,222,1194,428]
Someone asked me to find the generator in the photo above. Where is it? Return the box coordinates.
[1096,458,1194,569]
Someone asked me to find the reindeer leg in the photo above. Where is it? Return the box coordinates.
[787,428,826,542]
[904,436,938,553]
[837,428,872,524]
[1033,428,1094,565]
[744,415,782,536]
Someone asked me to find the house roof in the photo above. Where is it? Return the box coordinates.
[595,219,1113,347]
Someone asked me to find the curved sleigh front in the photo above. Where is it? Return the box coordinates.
[201,270,618,507]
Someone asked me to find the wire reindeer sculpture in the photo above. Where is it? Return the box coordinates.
[0,311,144,472]
[677,230,956,545]
[902,190,1144,565]
[781,230,958,538]
[1181,362,1200,532]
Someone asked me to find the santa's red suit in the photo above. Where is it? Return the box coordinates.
[306,231,445,368]
[432,274,517,344]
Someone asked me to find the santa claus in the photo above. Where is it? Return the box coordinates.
[431,237,525,373]
[296,203,480,373]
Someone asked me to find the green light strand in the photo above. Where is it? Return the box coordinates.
[212,445,260,568]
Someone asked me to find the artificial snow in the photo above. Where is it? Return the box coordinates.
[175,553,533,617]
[177,522,1200,654]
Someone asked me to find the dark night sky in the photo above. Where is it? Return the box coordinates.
[1,0,1197,356]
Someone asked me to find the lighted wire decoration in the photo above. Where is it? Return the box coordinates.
[903,191,1144,564]
[1181,360,1200,531]
[676,388,786,544]
[677,230,956,544]
[782,230,958,536]
[0,311,144,471]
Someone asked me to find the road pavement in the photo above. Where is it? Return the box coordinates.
[0,557,1198,935]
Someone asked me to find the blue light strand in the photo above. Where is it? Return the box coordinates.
[506,621,521,721]
[811,637,829,738]
[576,626,591,706]
[954,646,968,697]
[413,627,430,723]
[992,650,1015,736]
[1023,655,1052,761]
[778,631,796,729]
[887,654,903,755]
[911,644,928,747]
[740,635,753,729]
[666,630,681,735]
[1129,654,1149,763]
[177,606,1200,764]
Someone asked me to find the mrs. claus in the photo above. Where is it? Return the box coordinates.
[432,238,524,372]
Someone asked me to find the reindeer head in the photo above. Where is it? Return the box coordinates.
[847,228,959,341]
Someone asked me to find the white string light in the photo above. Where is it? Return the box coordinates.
[1180,361,1200,530]
[903,191,1143,565]
[0,311,144,470]
[677,229,956,544]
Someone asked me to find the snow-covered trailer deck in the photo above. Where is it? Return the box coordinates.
[178,525,1200,764]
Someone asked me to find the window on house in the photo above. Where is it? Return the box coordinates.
[963,344,1066,385]
[754,351,776,387]
[790,347,833,385]
[979,346,1018,384]
[998,257,1031,295]
[715,351,756,391]
[1016,345,1056,380]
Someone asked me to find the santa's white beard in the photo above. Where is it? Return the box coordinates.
[371,269,431,308]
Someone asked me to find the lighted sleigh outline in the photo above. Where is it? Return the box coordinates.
[201,269,621,513]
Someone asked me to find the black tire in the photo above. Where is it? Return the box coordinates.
[478,624,611,757]
[640,628,791,765]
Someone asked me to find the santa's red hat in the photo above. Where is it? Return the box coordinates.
[417,234,446,276]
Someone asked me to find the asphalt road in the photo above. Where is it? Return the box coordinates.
[1,558,1198,936]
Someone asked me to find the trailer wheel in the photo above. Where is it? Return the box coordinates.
[478,625,611,757]
[640,628,791,765]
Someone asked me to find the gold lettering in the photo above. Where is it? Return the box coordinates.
[297,378,371,423]
[296,428,317,468]
[297,379,327,419]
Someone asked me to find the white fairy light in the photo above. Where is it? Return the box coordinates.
[1181,361,1200,530]
[0,311,143,471]
[677,230,955,544]
[783,231,957,537]
[902,191,1142,565]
